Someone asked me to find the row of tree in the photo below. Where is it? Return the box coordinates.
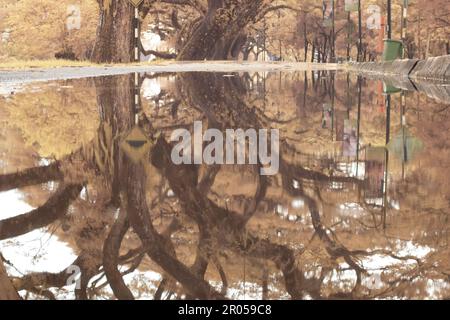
[0,0,449,62]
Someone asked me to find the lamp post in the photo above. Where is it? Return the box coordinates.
[278,10,282,61]
[347,11,351,61]
[387,0,392,39]
[331,0,336,62]
[401,0,409,57]
[358,0,362,62]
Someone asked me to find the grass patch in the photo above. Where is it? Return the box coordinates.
[0,59,167,70]
[0,59,99,69]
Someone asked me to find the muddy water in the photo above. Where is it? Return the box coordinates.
[0,71,449,300]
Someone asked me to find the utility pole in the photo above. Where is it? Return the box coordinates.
[417,10,421,59]
[387,0,392,39]
[347,11,351,61]
[129,0,142,125]
[263,18,267,61]
[134,6,140,125]
[136,8,140,62]
[278,11,282,61]
[358,0,362,62]
[401,0,409,58]
[331,0,336,62]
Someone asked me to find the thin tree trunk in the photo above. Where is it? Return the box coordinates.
[425,28,431,59]
[417,11,422,59]
[303,18,308,62]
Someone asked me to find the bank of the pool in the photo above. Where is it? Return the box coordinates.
[346,55,450,82]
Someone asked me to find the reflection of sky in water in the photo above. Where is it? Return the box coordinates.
[0,189,77,275]
[0,83,23,97]
[141,78,161,99]
[321,238,450,300]
[0,190,279,300]
[2,187,444,299]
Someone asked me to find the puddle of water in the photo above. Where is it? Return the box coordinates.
[0,71,449,300]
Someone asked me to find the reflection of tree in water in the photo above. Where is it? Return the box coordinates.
[1,73,449,300]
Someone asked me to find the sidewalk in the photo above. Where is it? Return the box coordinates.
[346,55,450,82]
[0,61,340,84]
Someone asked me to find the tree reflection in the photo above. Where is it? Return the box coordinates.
[0,72,449,300]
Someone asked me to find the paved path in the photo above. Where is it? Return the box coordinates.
[0,61,341,84]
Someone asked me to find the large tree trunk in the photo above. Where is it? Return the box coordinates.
[0,257,20,300]
[0,184,82,241]
[94,74,225,299]
[177,0,264,60]
[91,0,135,63]
[91,0,263,62]
[0,163,62,192]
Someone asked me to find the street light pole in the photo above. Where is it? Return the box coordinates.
[387,0,392,39]
[347,11,351,61]
[263,18,266,62]
[278,11,282,61]
[331,0,335,62]
[401,0,408,58]
[358,0,362,62]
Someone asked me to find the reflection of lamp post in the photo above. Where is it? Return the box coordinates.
[331,74,335,141]
[387,94,424,181]
[401,92,406,179]
[383,88,392,230]
[356,76,362,177]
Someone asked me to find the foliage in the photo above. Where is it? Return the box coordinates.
[0,0,98,60]
[0,80,99,158]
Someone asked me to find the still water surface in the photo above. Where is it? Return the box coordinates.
[0,71,449,299]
